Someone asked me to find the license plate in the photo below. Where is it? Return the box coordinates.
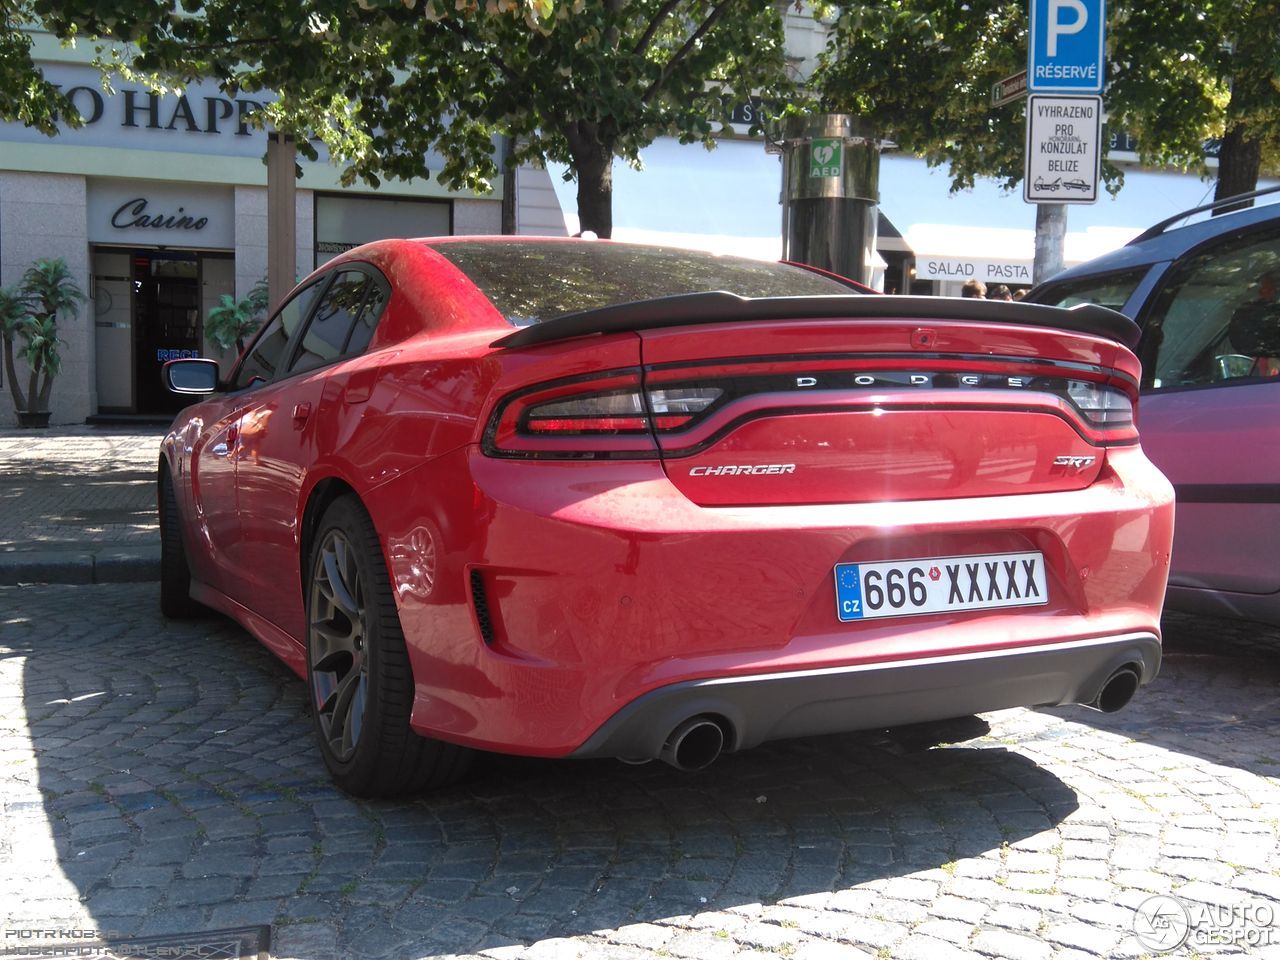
[834,551,1048,622]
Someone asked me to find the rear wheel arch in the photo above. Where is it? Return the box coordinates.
[300,476,362,601]
[303,490,472,795]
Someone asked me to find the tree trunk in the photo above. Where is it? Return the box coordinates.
[563,120,614,238]
[26,367,39,414]
[37,369,55,412]
[1213,123,1262,215]
[2,336,27,412]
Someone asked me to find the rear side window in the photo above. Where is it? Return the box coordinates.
[233,279,325,389]
[1039,267,1149,314]
[345,285,387,355]
[289,271,371,375]
[1138,228,1280,389]
[427,241,857,327]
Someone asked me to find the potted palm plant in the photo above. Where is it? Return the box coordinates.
[206,278,269,356]
[3,258,86,428]
[0,285,31,421]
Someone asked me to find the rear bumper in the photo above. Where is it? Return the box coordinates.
[571,632,1161,760]
[368,443,1173,757]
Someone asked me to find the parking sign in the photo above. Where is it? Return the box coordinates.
[1024,95,1102,203]
[1028,0,1106,93]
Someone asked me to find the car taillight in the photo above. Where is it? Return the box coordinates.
[1064,380,1134,427]
[484,372,725,458]
[523,390,650,435]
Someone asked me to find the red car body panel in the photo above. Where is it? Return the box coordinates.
[161,237,1174,764]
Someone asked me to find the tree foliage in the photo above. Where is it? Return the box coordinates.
[812,0,1280,202]
[20,0,791,236]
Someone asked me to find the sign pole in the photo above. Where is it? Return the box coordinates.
[1026,0,1106,284]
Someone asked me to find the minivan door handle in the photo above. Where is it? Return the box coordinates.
[292,402,312,428]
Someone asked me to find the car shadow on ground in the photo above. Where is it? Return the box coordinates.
[5,584,1083,959]
[1040,610,1280,781]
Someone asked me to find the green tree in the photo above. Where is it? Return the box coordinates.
[1107,0,1280,210]
[812,0,1280,206]
[0,11,74,134]
[26,0,791,236]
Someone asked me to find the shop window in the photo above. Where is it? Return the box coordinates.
[1139,229,1280,390]
[233,279,324,389]
[289,272,371,375]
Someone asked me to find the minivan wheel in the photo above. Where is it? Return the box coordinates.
[305,495,470,797]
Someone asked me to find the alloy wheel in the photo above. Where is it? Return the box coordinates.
[309,528,369,763]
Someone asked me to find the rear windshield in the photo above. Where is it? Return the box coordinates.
[426,241,858,326]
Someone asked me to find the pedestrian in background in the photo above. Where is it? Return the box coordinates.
[989,284,1013,301]
[961,279,986,298]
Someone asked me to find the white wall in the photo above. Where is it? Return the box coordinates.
[234,185,268,303]
[295,189,314,278]
[453,198,502,235]
[0,172,92,425]
[516,164,569,236]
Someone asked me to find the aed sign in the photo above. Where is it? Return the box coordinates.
[1024,95,1103,204]
[1028,0,1106,93]
[809,138,842,179]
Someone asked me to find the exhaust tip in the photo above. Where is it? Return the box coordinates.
[660,717,726,771]
[1089,665,1141,713]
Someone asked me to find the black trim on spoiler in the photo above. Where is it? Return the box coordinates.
[490,292,1140,350]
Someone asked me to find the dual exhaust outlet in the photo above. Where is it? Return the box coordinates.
[653,663,1142,772]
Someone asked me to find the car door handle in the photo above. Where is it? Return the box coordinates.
[293,402,312,428]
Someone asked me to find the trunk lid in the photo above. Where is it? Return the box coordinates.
[636,311,1136,507]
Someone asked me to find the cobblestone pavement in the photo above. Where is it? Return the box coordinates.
[1,587,1278,960]
[0,428,163,554]
[0,428,165,584]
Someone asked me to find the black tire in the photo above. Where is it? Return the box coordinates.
[159,469,205,619]
[305,495,471,797]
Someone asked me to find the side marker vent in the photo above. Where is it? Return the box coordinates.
[471,570,495,646]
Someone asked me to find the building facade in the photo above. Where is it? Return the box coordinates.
[0,35,566,425]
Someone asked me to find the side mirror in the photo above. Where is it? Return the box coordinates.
[163,358,221,394]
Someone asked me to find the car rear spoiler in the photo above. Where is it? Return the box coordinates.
[491,292,1141,350]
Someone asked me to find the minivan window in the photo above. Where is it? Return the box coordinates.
[1040,267,1149,314]
[1139,228,1280,389]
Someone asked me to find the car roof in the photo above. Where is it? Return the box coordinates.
[1046,189,1280,286]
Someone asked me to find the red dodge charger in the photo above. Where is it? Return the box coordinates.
[160,238,1174,796]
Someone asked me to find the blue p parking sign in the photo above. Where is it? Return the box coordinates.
[1028,0,1106,93]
